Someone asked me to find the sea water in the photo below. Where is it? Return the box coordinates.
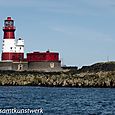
[0,86,115,115]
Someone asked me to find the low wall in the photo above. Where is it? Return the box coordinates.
[0,61,12,70]
[0,61,62,72]
[0,61,28,71]
[12,62,28,71]
[28,61,62,72]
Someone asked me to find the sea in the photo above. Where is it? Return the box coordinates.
[0,87,115,115]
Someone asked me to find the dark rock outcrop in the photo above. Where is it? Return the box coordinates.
[78,61,115,72]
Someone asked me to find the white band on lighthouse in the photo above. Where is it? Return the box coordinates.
[2,39,15,52]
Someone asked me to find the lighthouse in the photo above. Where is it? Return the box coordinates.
[2,17,16,61]
[0,16,61,71]
[1,17,24,61]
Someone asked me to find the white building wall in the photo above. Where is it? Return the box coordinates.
[2,39,16,52]
[15,38,24,53]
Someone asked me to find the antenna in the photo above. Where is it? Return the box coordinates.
[107,56,109,62]
[61,58,65,67]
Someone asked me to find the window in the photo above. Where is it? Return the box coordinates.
[5,21,13,27]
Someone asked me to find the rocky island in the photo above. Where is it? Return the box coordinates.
[0,61,115,87]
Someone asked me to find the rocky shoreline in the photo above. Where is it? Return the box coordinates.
[0,70,115,87]
[0,62,115,87]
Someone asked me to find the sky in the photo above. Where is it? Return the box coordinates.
[0,0,115,68]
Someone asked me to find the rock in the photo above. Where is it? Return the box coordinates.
[0,69,114,87]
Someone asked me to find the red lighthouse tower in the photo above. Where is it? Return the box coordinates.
[2,17,16,61]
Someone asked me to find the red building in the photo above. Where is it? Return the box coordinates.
[27,51,59,62]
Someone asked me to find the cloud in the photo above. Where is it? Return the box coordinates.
[82,0,114,7]
[49,25,114,42]
[38,0,115,16]
[83,0,115,11]
[0,0,115,16]
[0,0,38,7]
[50,27,66,33]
